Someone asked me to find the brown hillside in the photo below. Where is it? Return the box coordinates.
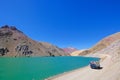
[78,32,120,55]
[94,39,120,62]
[0,25,67,57]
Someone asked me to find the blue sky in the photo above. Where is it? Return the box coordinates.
[0,0,120,49]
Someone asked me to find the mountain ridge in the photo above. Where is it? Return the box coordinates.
[75,32,120,56]
[0,25,68,57]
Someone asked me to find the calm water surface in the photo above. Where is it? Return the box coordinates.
[0,56,99,80]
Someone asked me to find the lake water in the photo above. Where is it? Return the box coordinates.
[0,56,99,80]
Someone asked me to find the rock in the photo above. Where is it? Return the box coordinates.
[0,48,9,56]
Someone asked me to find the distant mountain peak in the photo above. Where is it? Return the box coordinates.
[1,25,23,33]
[62,47,78,54]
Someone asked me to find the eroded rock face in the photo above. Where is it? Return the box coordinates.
[0,48,9,56]
[15,45,33,56]
[0,29,13,37]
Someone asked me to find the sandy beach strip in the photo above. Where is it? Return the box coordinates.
[46,54,120,80]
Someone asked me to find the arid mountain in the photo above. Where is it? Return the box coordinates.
[62,47,78,54]
[93,39,120,61]
[89,32,120,53]
[0,25,67,57]
[70,49,88,56]
[72,32,120,56]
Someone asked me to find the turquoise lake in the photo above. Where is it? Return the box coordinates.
[0,56,99,80]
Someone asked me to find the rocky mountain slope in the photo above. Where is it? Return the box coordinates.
[0,25,67,57]
[92,39,120,62]
[77,32,120,55]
